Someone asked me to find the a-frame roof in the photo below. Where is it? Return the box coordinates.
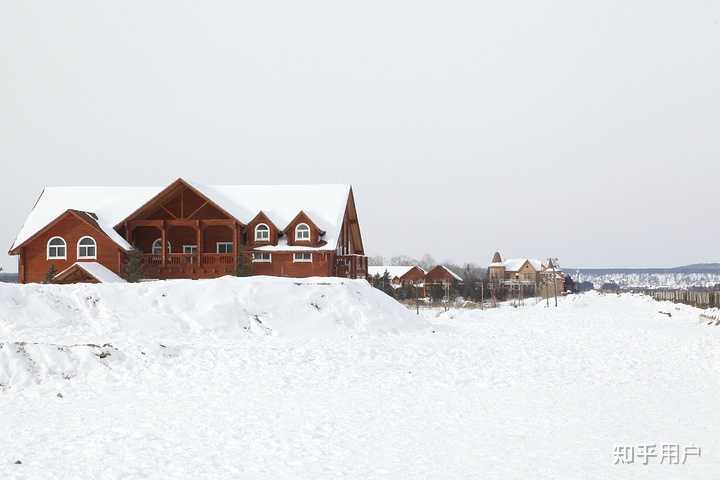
[116,178,243,228]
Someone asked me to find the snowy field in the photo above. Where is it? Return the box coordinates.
[1,278,719,479]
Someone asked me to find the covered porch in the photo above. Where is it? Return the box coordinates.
[127,219,240,278]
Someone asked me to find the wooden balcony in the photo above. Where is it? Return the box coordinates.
[142,253,235,278]
[335,255,368,279]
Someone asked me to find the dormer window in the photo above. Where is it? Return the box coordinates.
[47,237,67,260]
[77,236,97,259]
[295,223,310,241]
[255,224,270,241]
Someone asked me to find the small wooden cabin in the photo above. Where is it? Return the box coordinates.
[425,265,464,288]
[368,265,427,295]
[9,178,367,283]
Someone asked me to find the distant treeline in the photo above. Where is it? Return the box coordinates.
[568,263,720,275]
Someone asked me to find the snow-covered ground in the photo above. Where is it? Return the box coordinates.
[1,279,719,479]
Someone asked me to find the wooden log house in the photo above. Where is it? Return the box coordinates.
[9,178,368,283]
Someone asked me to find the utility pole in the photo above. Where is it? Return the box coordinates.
[549,258,559,307]
[480,281,484,310]
[545,271,550,308]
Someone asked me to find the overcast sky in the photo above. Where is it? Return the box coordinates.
[1,0,719,272]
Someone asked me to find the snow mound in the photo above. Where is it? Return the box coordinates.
[0,276,421,388]
[0,276,419,344]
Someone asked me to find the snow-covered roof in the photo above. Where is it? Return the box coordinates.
[368,265,423,279]
[10,181,351,253]
[491,258,545,272]
[55,262,127,283]
[437,265,463,282]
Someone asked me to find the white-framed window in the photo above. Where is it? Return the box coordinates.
[293,252,312,263]
[255,223,270,241]
[77,236,97,259]
[216,242,233,254]
[183,245,197,254]
[151,239,172,255]
[47,237,67,260]
[295,223,310,241]
[252,252,272,263]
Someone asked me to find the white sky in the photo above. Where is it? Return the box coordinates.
[1,0,719,271]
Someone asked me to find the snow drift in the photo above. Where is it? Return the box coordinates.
[0,276,420,388]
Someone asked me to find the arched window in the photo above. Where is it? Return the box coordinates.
[151,239,171,255]
[77,236,97,259]
[47,237,67,260]
[255,223,270,241]
[295,223,310,241]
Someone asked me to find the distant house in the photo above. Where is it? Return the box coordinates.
[488,252,547,284]
[9,178,367,283]
[425,265,463,289]
[368,265,427,295]
[487,251,564,294]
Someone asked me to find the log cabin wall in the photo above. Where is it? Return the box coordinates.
[19,212,123,283]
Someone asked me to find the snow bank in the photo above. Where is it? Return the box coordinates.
[0,276,421,388]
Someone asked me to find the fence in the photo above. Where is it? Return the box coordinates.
[650,290,720,309]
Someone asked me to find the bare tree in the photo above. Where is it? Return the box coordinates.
[418,254,436,270]
[367,255,385,266]
[391,255,419,266]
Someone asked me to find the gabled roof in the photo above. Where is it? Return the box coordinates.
[368,265,425,280]
[427,265,464,282]
[118,178,243,228]
[282,211,325,236]
[9,179,353,254]
[438,265,463,281]
[493,258,545,272]
[9,208,132,254]
[54,262,127,283]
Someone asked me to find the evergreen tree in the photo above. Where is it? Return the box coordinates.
[462,265,478,300]
[430,283,445,303]
[44,264,57,284]
[398,283,416,301]
[564,274,576,293]
[123,249,145,283]
[380,271,395,297]
[235,253,253,277]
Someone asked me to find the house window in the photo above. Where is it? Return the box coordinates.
[216,242,233,254]
[77,236,97,259]
[255,224,270,241]
[183,245,197,254]
[293,252,312,263]
[295,223,310,241]
[151,239,171,255]
[47,237,67,260]
[252,252,272,263]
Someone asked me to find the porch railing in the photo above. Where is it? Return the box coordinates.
[142,253,235,269]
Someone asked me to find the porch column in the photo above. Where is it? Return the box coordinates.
[161,220,167,266]
[196,220,202,265]
[232,223,238,269]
